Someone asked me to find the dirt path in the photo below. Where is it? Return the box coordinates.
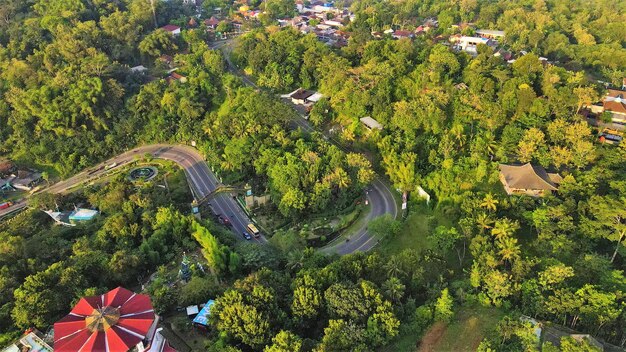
[417,322,448,352]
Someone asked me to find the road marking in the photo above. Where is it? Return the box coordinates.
[354,232,379,252]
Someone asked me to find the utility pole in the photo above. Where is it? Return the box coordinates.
[149,0,158,29]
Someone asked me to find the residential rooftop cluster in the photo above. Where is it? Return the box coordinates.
[0,159,43,193]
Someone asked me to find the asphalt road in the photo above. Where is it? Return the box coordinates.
[321,178,398,254]
[1,144,266,243]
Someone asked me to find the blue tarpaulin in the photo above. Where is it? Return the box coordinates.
[192,300,215,326]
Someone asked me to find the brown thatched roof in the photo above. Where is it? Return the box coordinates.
[499,163,559,191]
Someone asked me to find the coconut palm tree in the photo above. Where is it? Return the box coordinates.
[491,218,519,241]
[383,277,406,303]
[384,256,405,279]
[480,193,499,212]
[286,250,306,272]
[476,213,494,234]
[497,236,521,264]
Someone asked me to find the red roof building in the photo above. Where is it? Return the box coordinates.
[165,72,187,84]
[392,30,414,39]
[54,287,158,352]
[160,25,181,36]
[204,16,220,28]
[602,89,626,125]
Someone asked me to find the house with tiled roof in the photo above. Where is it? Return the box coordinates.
[160,24,181,36]
[602,89,626,125]
[166,72,187,84]
[392,30,414,39]
[499,163,562,197]
[205,16,220,29]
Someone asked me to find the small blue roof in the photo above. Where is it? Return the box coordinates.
[192,300,215,326]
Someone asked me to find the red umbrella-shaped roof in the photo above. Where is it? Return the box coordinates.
[54,287,155,352]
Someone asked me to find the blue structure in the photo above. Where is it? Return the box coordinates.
[192,300,215,327]
[68,208,98,222]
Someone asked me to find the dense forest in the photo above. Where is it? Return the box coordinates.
[0,0,625,351]
[229,0,626,349]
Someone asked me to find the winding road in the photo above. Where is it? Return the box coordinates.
[214,39,399,253]
[1,39,398,254]
[1,144,266,243]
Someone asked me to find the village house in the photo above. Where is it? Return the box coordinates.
[130,65,148,73]
[601,89,626,125]
[205,16,220,29]
[392,30,414,40]
[166,72,187,84]
[360,116,383,131]
[160,24,181,36]
[452,36,495,55]
[289,89,315,105]
[499,163,562,197]
[475,29,505,39]
[11,170,43,191]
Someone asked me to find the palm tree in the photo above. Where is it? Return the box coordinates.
[497,236,521,263]
[491,218,518,241]
[286,250,305,272]
[384,256,405,279]
[480,193,499,212]
[383,277,406,303]
[475,213,494,234]
[476,132,498,160]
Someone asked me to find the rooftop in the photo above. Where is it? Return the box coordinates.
[307,92,324,102]
[205,16,220,26]
[160,24,181,32]
[476,29,505,37]
[499,163,559,191]
[192,300,215,326]
[604,89,626,114]
[459,36,490,43]
[291,89,315,100]
[69,208,98,221]
[1,331,53,352]
[360,116,383,130]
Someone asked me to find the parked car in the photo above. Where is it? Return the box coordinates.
[218,215,231,226]
[242,231,252,240]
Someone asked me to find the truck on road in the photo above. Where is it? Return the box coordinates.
[247,223,260,238]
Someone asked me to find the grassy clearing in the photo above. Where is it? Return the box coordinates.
[378,202,454,255]
[382,209,432,254]
[381,329,425,352]
[419,305,505,352]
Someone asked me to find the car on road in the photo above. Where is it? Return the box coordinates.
[242,231,252,240]
[0,202,13,210]
[218,215,231,226]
